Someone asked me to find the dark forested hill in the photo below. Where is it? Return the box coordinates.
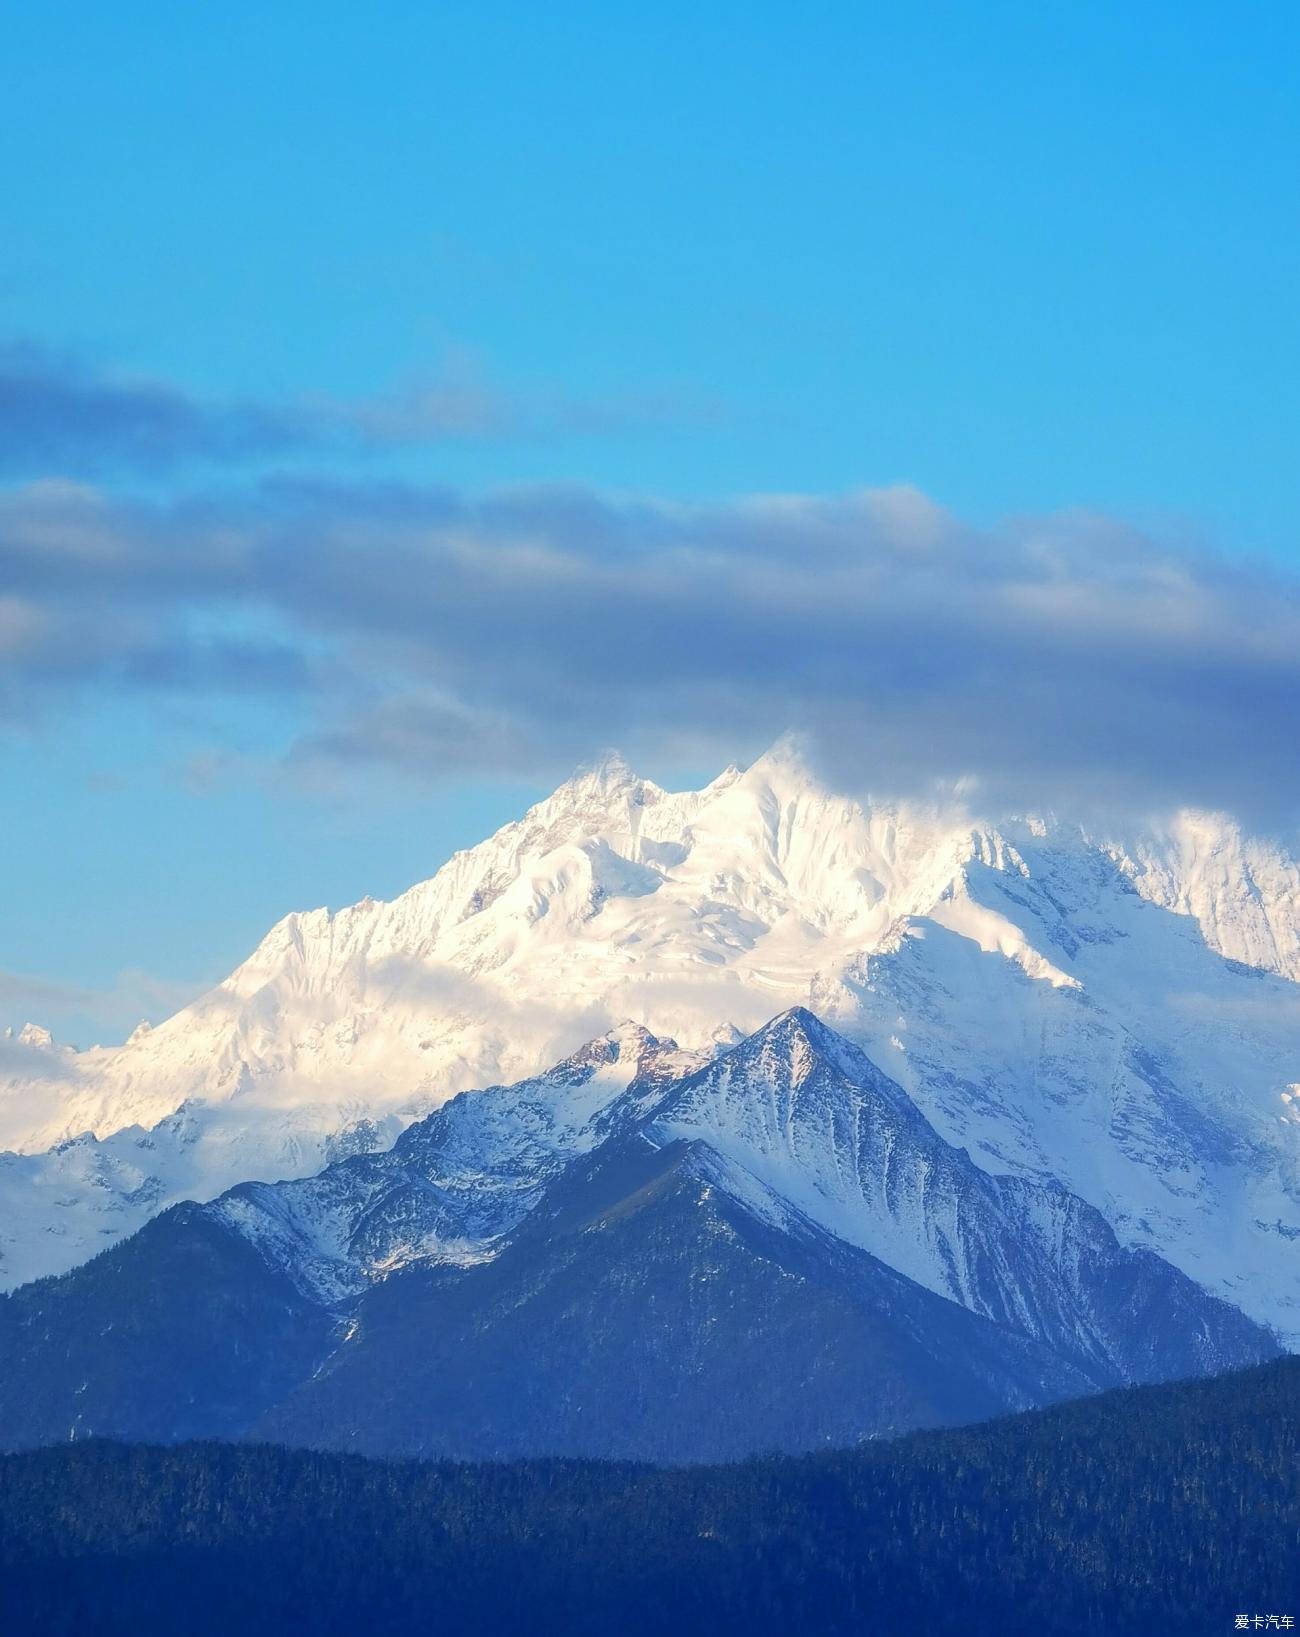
[1,1356,1297,1637]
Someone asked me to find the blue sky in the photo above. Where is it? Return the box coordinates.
[3,1,1299,1041]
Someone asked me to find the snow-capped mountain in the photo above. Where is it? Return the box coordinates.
[211,1020,704,1304]
[3,739,1300,1343]
[216,1007,1274,1383]
[0,1012,1273,1458]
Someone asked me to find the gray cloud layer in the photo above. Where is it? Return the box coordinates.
[2,471,1299,824]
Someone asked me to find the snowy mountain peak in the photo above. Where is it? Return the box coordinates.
[569,747,643,790]
[3,744,1300,1341]
[735,729,817,784]
[15,1024,54,1050]
[654,1004,929,1193]
[719,1005,848,1088]
[546,1019,689,1086]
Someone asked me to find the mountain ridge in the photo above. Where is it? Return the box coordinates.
[2,742,1299,1348]
[0,1009,1275,1458]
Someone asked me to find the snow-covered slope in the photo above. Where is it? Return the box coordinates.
[211,1020,704,1304]
[3,740,1300,1339]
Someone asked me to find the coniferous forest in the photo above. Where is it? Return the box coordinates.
[0,1356,1296,1636]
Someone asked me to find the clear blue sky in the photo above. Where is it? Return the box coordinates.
[3,1,1298,1041]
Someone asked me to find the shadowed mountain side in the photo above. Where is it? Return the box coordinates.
[256,1135,1192,1462]
[0,1207,337,1449]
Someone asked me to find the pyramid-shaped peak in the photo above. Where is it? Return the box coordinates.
[719,1006,848,1084]
[603,1018,675,1058]
[730,735,848,806]
[744,732,818,779]
[702,763,745,795]
[760,1004,826,1038]
[572,748,641,788]
[753,1005,840,1045]
[553,1019,674,1077]
[533,749,666,825]
[719,1007,908,1103]
[651,1005,928,1161]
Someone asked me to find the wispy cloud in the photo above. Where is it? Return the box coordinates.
[2,470,1299,824]
[0,341,720,478]
[0,342,304,475]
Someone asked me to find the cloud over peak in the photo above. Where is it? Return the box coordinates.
[2,466,1299,826]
